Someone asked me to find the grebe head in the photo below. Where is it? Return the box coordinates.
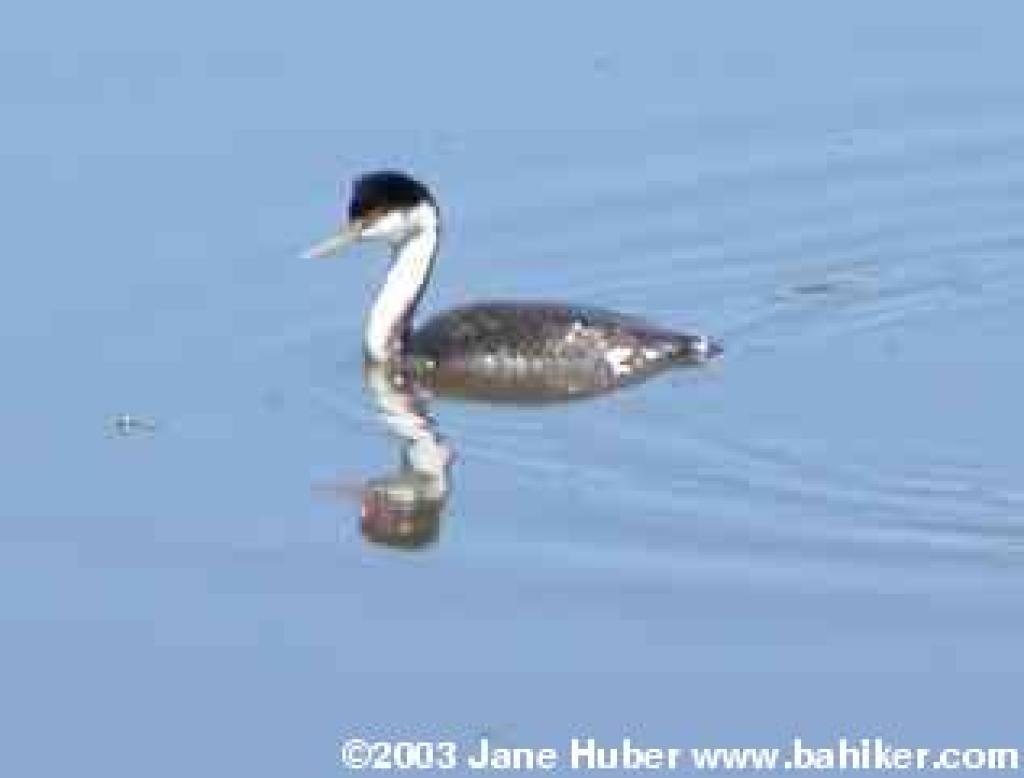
[305,171,442,363]
[304,170,439,258]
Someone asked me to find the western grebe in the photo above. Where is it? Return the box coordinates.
[305,171,721,401]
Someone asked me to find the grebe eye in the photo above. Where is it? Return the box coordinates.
[358,207,389,226]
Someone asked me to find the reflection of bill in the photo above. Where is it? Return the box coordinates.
[357,364,452,549]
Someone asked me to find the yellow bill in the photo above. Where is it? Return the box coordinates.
[302,221,362,259]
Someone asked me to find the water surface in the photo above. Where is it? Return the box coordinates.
[3,2,1023,775]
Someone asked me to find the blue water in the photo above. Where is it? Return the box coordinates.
[3,2,1023,775]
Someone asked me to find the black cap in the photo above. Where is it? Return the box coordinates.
[348,170,436,222]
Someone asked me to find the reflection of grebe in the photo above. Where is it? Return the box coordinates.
[358,365,451,549]
[305,171,722,401]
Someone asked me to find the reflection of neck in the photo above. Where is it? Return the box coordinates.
[365,208,439,363]
[365,364,451,494]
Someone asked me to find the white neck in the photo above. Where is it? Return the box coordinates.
[364,204,439,362]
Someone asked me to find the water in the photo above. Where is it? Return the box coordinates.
[3,2,1023,774]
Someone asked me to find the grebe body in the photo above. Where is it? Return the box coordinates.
[305,171,720,401]
[407,300,715,402]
